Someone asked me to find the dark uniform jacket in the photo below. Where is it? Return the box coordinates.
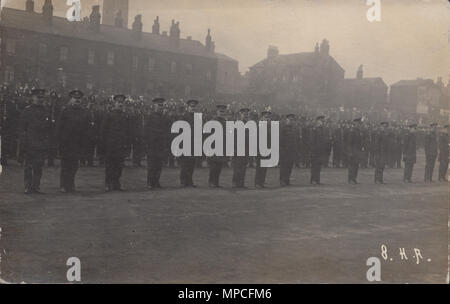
[310,126,326,159]
[438,133,449,161]
[403,132,417,163]
[100,109,131,158]
[18,104,50,155]
[373,130,389,166]
[280,123,300,160]
[346,127,363,160]
[144,111,170,158]
[424,132,438,159]
[56,105,90,159]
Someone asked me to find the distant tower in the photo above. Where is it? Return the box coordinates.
[102,0,129,28]
[356,64,363,79]
[205,29,215,53]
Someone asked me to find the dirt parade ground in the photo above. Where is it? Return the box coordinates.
[0,153,448,284]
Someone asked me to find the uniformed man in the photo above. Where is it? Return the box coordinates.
[207,104,228,188]
[310,115,326,185]
[56,90,89,193]
[232,108,251,188]
[47,91,60,167]
[131,100,146,168]
[279,114,300,186]
[18,89,50,194]
[373,122,389,184]
[346,118,363,184]
[424,123,438,182]
[100,94,131,192]
[403,124,417,183]
[255,110,272,189]
[331,121,343,168]
[438,124,449,182]
[179,99,198,187]
[82,95,98,167]
[144,97,170,189]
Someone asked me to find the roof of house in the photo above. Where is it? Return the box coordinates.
[391,79,435,87]
[0,7,215,58]
[344,77,387,87]
[215,52,238,63]
[250,52,345,73]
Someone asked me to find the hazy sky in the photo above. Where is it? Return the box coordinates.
[2,0,449,85]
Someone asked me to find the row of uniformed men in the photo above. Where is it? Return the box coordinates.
[15,88,449,194]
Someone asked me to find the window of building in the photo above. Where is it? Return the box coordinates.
[86,76,94,90]
[148,57,155,71]
[6,40,16,56]
[186,64,193,75]
[206,71,212,81]
[57,71,67,88]
[88,49,95,65]
[170,61,177,73]
[59,46,69,61]
[184,85,191,97]
[39,43,47,57]
[132,56,139,71]
[107,50,115,66]
[4,66,14,82]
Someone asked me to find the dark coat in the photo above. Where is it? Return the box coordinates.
[56,105,90,159]
[424,132,438,160]
[346,127,363,160]
[310,126,326,160]
[280,123,300,161]
[100,109,131,158]
[438,133,449,161]
[403,132,416,163]
[373,130,389,166]
[144,111,170,159]
[18,104,50,155]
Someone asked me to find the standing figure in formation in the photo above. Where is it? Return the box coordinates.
[373,122,389,184]
[144,98,170,189]
[424,123,438,182]
[82,95,98,167]
[56,90,89,193]
[18,89,50,194]
[332,121,343,168]
[47,91,59,167]
[438,125,449,182]
[232,108,251,188]
[101,94,131,192]
[207,104,228,188]
[403,124,417,183]
[179,99,198,187]
[346,118,363,184]
[255,110,272,189]
[310,115,325,185]
[279,114,299,186]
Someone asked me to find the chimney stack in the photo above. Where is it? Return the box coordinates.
[42,0,53,26]
[205,29,214,53]
[26,0,34,13]
[319,39,330,56]
[152,16,160,35]
[267,45,279,59]
[132,15,143,40]
[89,5,101,32]
[356,65,363,80]
[115,10,124,28]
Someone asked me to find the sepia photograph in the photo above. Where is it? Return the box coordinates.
[0,0,449,287]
